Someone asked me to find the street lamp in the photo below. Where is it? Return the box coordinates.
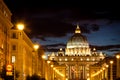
[42,55,46,60]
[41,55,46,79]
[16,23,24,30]
[47,60,51,64]
[34,44,39,51]
[110,60,113,80]
[116,55,120,78]
[12,56,15,80]
[16,23,25,79]
[33,44,39,74]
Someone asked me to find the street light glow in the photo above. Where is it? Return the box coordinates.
[34,44,39,50]
[110,61,113,64]
[116,55,120,59]
[106,65,109,68]
[51,65,53,67]
[47,61,50,64]
[17,23,24,30]
[42,55,46,59]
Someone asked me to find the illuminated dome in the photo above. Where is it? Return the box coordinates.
[67,25,89,48]
[65,25,91,56]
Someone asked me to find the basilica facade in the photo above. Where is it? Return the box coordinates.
[48,25,105,80]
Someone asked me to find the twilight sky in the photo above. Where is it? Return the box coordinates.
[4,0,120,55]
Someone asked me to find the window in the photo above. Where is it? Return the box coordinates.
[12,33,17,38]
[12,45,16,50]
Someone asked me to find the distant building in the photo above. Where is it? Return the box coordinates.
[89,52,120,80]
[48,25,105,80]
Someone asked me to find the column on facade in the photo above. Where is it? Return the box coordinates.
[23,48,25,80]
[43,60,45,78]
[78,65,80,79]
[95,75,97,80]
[105,67,108,80]
[103,69,105,79]
[102,69,104,80]
[98,71,101,80]
[82,65,84,79]
[84,65,86,79]
[68,65,70,79]
[101,70,103,80]
[84,65,87,79]
[99,73,101,80]
[110,64,113,80]
[52,67,54,80]
[79,48,81,55]
[96,74,99,80]
[98,72,101,80]
[101,69,103,79]
[79,66,81,79]
[69,65,71,79]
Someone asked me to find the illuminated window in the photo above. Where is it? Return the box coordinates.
[12,56,15,63]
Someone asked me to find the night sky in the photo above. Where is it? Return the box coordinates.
[4,0,120,55]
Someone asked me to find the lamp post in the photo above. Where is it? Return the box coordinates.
[110,60,113,80]
[47,60,51,80]
[51,64,54,80]
[16,23,24,30]
[42,55,46,79]
[12,56,15,80]
[105,64,109,80]
[116,55,120,78]
[33,44,39,75]
[14,23,25,80]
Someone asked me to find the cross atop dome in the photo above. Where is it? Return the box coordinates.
[75,24,81,33]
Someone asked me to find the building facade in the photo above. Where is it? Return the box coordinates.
[0,1,45,80]
[0,0,13,76]
[48,25,105,80]
[10,27,39,80]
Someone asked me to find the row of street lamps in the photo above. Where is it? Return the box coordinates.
[91,54,120,80]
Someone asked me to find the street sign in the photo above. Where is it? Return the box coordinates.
[6,71,13,76]
[6,64,12,71]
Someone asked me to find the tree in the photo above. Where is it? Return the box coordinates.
[116,78,120,80]
[26,74,46,80]
[26,75,31,80]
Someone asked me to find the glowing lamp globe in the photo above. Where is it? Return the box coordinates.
[17,23,24,30]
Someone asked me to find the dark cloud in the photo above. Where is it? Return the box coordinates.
[44,43,66,48]
[35,36,47,41]
[42,43,66,52]
[90,24,99,31]
[42,43,120,53]
[4,0,120,38]
[90,44,120,51]
[78,23,100,34]
[108,49,120,52]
